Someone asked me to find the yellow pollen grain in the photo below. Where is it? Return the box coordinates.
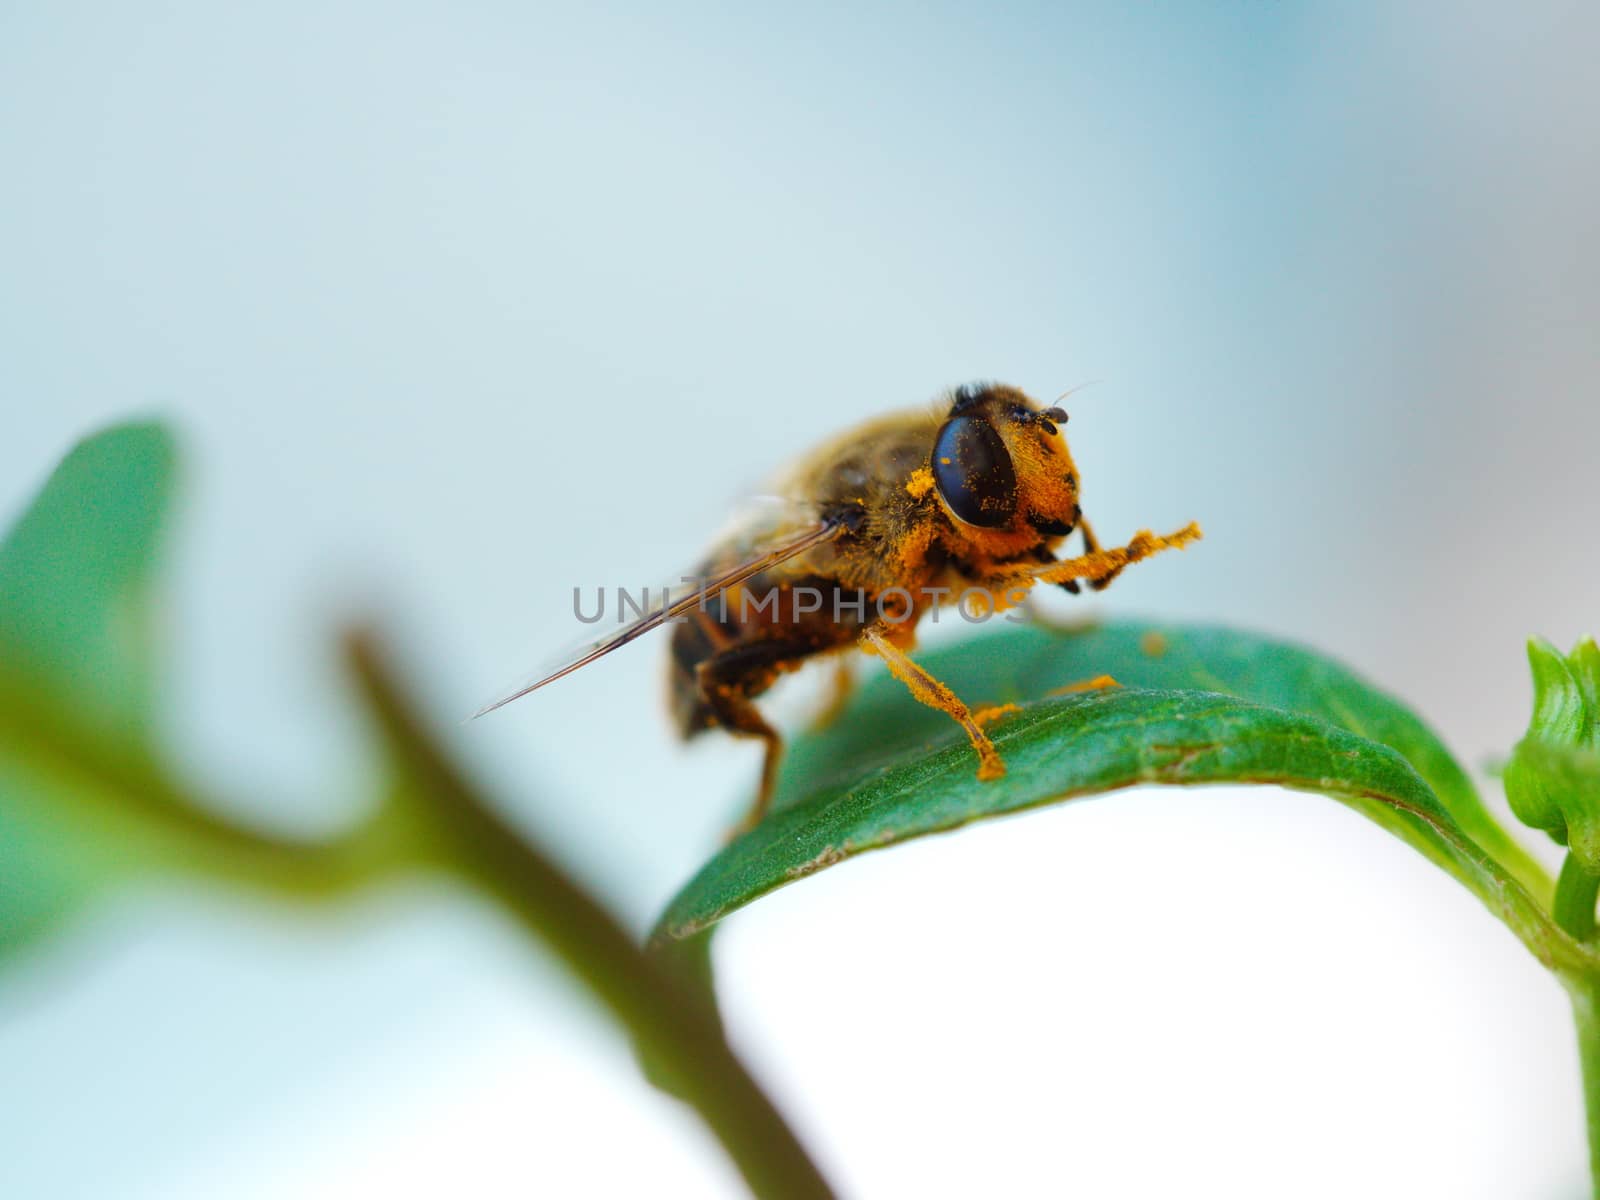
[1047,674,1120,697]
[905,466,935,499]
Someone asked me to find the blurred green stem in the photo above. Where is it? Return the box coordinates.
[0,671,404,900]
[344,630,833,1200]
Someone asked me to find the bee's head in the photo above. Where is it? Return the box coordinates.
[930,383,1081,540]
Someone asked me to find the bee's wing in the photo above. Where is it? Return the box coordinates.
[471,512,846,719]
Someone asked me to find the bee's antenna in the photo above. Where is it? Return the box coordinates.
[1054,380,1102,406]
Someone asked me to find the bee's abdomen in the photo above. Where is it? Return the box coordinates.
[667,603,738,735]
[667,573,862,738]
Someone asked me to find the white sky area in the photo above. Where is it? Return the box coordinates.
[2,2,1597,1197]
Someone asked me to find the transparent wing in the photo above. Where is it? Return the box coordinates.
[471,510,846,719]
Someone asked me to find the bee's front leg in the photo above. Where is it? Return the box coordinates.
[1024,521,1202,592]
[858,624,1005,782]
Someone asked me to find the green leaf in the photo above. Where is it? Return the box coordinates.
[1569,637,1600,731]
[0,422,177,951]
[783,621,1544,891]
[651,622,1571,970]
[1516,741,1600,868]
[1505,636,1600,870]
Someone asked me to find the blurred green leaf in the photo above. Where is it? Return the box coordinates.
[0,421,174,731]
[652,623,1570,970]
[0,422,176,951]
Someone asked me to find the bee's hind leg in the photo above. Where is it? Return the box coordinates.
[696,639,815,835]
[859,624,1005,782]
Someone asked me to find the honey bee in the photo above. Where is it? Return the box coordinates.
[478,383,1200,829]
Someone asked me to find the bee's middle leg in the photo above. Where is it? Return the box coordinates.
[858,624,1005,781]
[1076,517,1120,592]
[810,655,856,730]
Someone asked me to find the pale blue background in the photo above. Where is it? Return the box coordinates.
[2,3,1597,1196]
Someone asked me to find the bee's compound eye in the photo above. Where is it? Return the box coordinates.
[931,415,1018,528]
